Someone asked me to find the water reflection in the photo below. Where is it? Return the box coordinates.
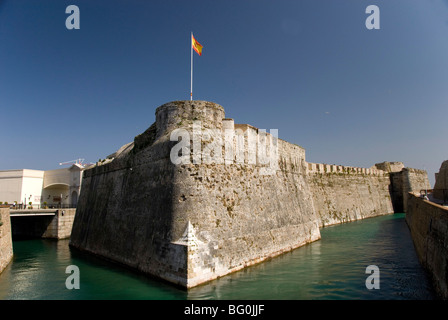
[0,214,437,300]
[187,214,436,300]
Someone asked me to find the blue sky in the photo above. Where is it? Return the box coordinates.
[0,0,447,186]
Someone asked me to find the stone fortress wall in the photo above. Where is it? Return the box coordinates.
[433,160,448,201]
[0,207,13,274]
[70,100,431,288]
[307,162,385,175]
[307,160,430,227]
[307,163,393,227]
[406,160,448,299]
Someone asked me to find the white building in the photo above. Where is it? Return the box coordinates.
[0,164,86,208]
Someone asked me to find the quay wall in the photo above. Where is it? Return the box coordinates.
[173,137,320,288]
[0,207,13,274]
[70,100,431,288]
[406,193,448,299]
[44,209,76,239]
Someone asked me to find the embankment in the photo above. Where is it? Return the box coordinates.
[0,207,13,274]
[69,100,431,289]
[406,193,448,299]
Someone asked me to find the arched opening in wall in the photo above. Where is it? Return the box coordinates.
[71,191,78,208]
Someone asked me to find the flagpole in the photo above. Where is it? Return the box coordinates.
[190,32,193,101]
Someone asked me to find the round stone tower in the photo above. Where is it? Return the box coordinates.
[155,101,225,139]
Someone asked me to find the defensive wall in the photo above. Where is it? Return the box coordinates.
[70,100,430,288]
[307,163,393,227]
[433,160,448,202]
[406,160,448,299]
[0,207,13,274]
[307,161,430,227]
[406,193,448,299]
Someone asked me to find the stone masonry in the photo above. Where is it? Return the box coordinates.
[70,100,431,288]
[406,192,448,299]
[434,160,448,202]
[0,207,13,274]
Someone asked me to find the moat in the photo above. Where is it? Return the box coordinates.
[0,213,436,300]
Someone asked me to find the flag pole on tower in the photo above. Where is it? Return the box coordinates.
[190,32,203,101]
[190,32,193,101]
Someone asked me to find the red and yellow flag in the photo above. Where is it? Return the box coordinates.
[192,35,203,56]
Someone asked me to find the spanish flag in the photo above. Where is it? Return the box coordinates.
[192,34,203,56]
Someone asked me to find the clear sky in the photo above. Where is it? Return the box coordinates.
[0,0,447,186]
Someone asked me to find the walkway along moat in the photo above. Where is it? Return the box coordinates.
[0,213,437,300]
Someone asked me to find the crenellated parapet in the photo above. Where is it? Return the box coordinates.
[0,208,13,274]
[306,162,387,176]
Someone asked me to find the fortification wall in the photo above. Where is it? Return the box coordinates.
[306,161,430,226]
[402,168,431,212]
[174,139,319,287]
[0,208,13,274]
[70,100,430,288]
[70,101,321,288]
[10,209,76,239]
[306,163,393,227]
[434,160,448,201]
[374,161,430,213]
[389,171,405,213]
[406,193,448,299]
[70,133,189,286]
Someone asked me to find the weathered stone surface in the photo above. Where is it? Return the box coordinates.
[173,159,320,287]
[0,208,13,274]
[402,168,431,211]
[51,209,76,239]
[70,100,430,288]
[406,193,448,299]
[70,101,321,288]
[374,161,405,173]
[308,172,394,227]
[376,162,430,213]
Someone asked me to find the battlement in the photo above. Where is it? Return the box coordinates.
[306,162,387,176]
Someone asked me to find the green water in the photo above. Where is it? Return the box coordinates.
[0,213,436,300]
